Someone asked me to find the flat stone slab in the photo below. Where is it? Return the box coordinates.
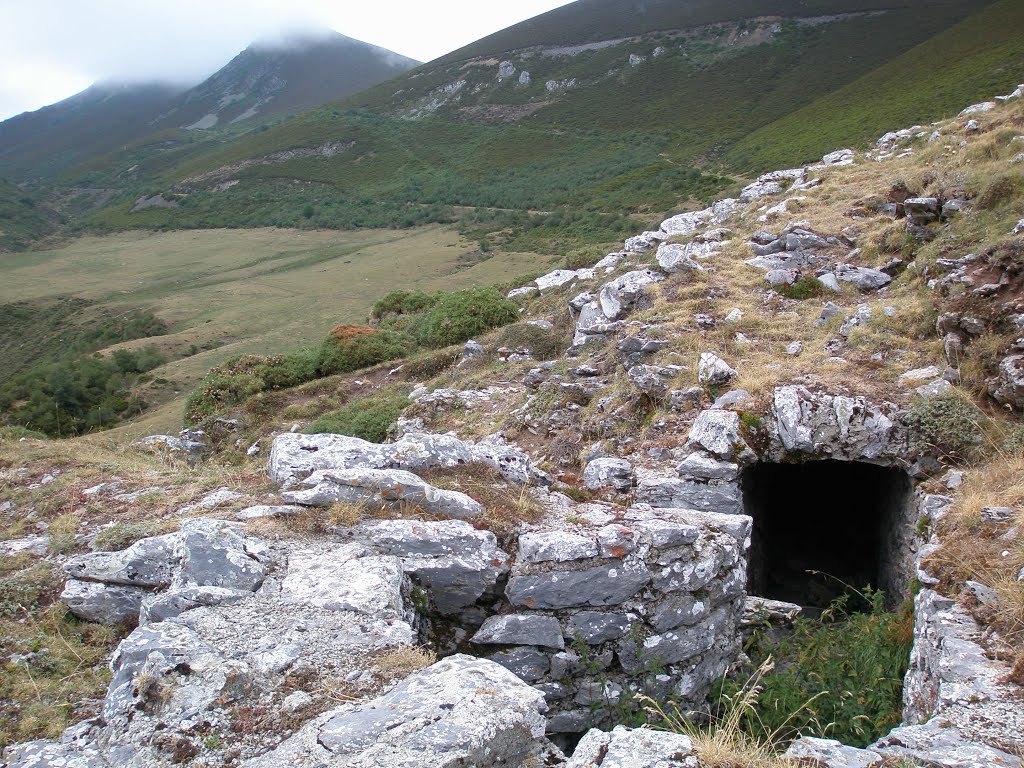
[507,562,650,609]
[471,615,565,649]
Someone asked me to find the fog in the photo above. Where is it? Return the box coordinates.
[0,0,575,120]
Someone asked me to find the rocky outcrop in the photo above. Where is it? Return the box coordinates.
[282,467,484,519]
[269,431,547,487]
[768,385,907,463]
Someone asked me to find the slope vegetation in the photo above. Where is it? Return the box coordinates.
[73,0,1023,249]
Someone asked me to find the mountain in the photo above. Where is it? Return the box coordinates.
[0,31,418,180]
[72,0,1023,251]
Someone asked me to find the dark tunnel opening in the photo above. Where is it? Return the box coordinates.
[742,461,914,609]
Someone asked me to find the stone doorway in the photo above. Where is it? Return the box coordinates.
[742,460,915,608]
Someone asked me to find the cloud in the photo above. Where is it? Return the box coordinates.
[0,0,574,120]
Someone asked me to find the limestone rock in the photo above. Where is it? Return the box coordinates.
[61,579,147,625]
[244,656,550,767]
[567,612,632,645]
[698,353,737,387]
[660,199,740,237]
[989,355,1024,408]
[178,518,267,591]
[832,263,891,290]
[282,467,484,519]
[281,545,405,616]
[769,385,906,462]
[471,615,565,649]
[598,270,664,320]
[63,533,179,588]
[518,531,599,563]
[507,561,650,609]
[567,725,696,767]
[139,586,251,625]
[352,520,511,614]
[786,737,883,767]
[269,431,544,487]
[685,409,749,460]
[583,457,634,492]
[655,242,711,273]
[634,471,742,515]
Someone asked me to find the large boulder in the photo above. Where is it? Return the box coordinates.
[350,520,510,615]
[281,544,405,617]
[269,431,544,487]
[656,242,713,273]
[989,354,1024,409]
[583,457,634,492]
[241,655,552,768]
[567,725,695,767]
[63,533,179,588]
[768,385,907,462]
[282,467,484,519]
[177,519,267,591]
[598,270,664,320]
[61,579,147,625]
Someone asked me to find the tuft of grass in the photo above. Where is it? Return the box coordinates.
[641,658,799,768]
[47,513,78,555]
[372,646,436,680]
[305,387,411,443]
[328,502,366,529]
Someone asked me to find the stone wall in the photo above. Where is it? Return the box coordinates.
[452,501,751,734]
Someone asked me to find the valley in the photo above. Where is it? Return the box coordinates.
[0,226,557,436]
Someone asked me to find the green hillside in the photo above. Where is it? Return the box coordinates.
[4,0,1023,254]
[0,178,55,251]
[725,0,1024,170]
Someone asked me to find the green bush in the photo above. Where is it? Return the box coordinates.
[317,328,415,376]
[370,289,437,320]
[1002,423,1024,456]
[975,172,1023,210]
[417,288,519,349]
[778,276,826,300]
[904,391,985,460]
[305,388,411,442]
[716,589,913,748]
[494,322,565,360]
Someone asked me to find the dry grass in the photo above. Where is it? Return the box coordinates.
[640,659,802,768]
[372,646,436,681]
[930,454,1024,670]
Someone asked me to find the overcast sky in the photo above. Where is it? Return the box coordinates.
[0,0,576,121]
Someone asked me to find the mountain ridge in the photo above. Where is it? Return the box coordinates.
[0,30,418,180]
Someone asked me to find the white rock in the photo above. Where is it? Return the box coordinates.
[698,353,737,387]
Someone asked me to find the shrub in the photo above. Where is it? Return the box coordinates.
[400,347,461,380]
[316,327,415,376]
[494,322,565,360]
[904,391,985,461]
[777,276,826,300]
[370,290,437,320]
[305,388,410,442]
[260,348,319,390]
[417,288,519,349]
[1002,424,1024,457]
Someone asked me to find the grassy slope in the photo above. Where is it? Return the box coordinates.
[725,0,1024,171]
[434,0,947,61]
[0,179,55,251]
[0,227,557,436]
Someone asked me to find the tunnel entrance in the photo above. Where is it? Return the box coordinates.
[743,461,914,609]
